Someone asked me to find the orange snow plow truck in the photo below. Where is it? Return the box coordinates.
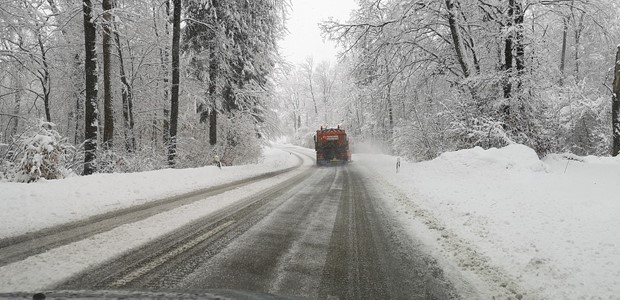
[314,126,351,166]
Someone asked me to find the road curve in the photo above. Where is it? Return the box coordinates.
[0,152,307,267]
[57,164,458,299]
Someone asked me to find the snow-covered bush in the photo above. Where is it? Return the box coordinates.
[448,116,513,149]
[393,121,446,161]
[117,146,169,173]
[9,120,73,182]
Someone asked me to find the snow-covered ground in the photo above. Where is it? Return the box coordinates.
[0,146,300,239]
[2,142,618,298]
[0,146,313,292]
[355,144,620,299]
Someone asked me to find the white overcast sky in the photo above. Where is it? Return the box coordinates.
[279,0,358,65]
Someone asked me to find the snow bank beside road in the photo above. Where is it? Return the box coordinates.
[0,146,300,239]
[356,144,620,299]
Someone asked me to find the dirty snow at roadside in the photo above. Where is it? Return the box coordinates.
[0,146,300,239]
[355,144,620,299]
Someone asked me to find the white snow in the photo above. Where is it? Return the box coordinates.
[0,146,301,239]
[1,143,618,298]
[0,145,313,292]
[354,144,620,299]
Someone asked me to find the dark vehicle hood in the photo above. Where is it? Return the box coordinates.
[0,289,302,300]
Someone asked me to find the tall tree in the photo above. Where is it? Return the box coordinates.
[208,12,218,146]
[113,23,136,152]
[303,57,319,115]
[154,0,171,148]
[102,0,114,149]
[184,0,286,146]
[168,0,181,165]
[612,46,620,156]
[82,0,99,175]
[445,0,470,78]
[559,17,568,86]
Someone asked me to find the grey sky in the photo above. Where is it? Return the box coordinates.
[279,0,357,65]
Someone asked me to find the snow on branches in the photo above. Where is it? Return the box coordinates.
[4,119,73,182]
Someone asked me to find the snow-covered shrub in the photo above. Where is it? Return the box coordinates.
[539,84,611,157]
[393,121,446,160]
[558,95,610,156]
[117,145,169,173]
[93,149,123,174]
[11,120,73,182]
[91,145,169,174]
[448,116,513,150]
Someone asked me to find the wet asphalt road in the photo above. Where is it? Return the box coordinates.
[57,164,457,300]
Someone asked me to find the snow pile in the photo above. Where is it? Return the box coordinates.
[0,146,301,239]
[437,144,547,173]
[355,145,620,299]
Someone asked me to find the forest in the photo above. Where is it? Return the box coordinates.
[279,0,620,160]
[2,0,620,182]
[0,0,286,181]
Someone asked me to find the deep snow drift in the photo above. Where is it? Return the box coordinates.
[0,146,299,239]
[355,144,620,299]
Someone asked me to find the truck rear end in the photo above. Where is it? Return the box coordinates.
[314,126,351,166]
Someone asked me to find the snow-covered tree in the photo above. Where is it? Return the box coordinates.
[7,120,73,182]
[318,0,620,159]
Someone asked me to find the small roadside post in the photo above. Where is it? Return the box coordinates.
[214,155,222,169]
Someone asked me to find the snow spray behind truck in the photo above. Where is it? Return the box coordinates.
[314,126,351,166]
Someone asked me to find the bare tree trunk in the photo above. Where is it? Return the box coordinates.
[559,17,568,86]
[102,0,114,149]
[387,85,393,129]
[304,58,319,115]
[167,0,181,165]
[163,108,170,146]
[445,0,470,78]
[37,34,52,123]
[74,83,83,145]
[573,12,585,83]
[11,72,22,137]
[114,27,136,152]
[456,2,480,74]
[513,1,525,76]
[208,23,218,146]
[503,1,514,101]
[209,109,217,145]
[83,0,99,175]
[612,46,620,156]
[156,0,171,147]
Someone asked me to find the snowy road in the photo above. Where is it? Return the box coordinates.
[2,145,617,299]
[0,154,303,267]
[54,163,457,299]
